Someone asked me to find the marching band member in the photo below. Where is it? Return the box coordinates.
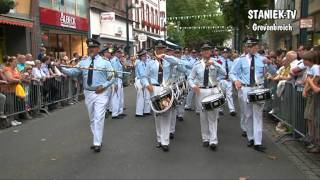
[184,49,199,111]
[61,39,115,153]
[174,48,188,122]
[142,40,179,152]
[101,47,115,117]
[235,43,250,138]
[188,43,226,151]
[217,48,236,116]
[230,37,273,152]
[111,48,126,119]
[135,49,148,117]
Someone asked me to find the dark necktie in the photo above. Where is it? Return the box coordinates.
[203,66,209,87]
[158,61,163,85]
[225,60,229,79]
[250,55,255,86]
[87,56,94,86]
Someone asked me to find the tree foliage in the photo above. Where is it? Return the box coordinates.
[0,0,15,14]
[166,0,231,48]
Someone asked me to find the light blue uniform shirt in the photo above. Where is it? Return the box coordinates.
[230,53,270,85]
[61,55,114,91]
[135,59,147,79]
[141,59,159,87]
[217,56,233,81]
[111,56,123,83]
[162,55,180,85]
[188,58,227,88]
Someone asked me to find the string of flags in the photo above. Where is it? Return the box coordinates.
[167,14,222,21]
[178,26,234,31]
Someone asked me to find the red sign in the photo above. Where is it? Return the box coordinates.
[40,7,88,31]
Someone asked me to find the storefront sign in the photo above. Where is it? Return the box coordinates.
[300,17,313,29]
[138,33,147,42]
[101,12,115,23]
[40,7,88,31]
[60,12,76,29]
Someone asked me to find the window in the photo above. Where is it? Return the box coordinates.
[76,0,87,18]
[65,0,76,15]
[141,2,145,27]
[146,5,149,22]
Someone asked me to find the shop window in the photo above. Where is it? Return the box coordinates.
[71,35,82,57]
[48,33,58,56]
[82,36,88,56]
[65,0,76,15]
[314,32,320,45]
[58,34,71,59]
[40,0,52,8]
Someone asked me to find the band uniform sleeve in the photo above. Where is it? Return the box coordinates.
[229,57,241,82]
[61,62,82,76]
[163,55,179,65]
[188,65,198,88]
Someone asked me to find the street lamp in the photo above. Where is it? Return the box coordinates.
[125,0,140,56]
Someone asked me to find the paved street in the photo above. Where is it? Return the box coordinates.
[0,86,306,179]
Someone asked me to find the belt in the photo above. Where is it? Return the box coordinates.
[242,84,263,87]
[151,84,160,86]
[200,85,217,89]
[84,89,96,92]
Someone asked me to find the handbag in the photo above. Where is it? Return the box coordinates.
[15,83,26,98]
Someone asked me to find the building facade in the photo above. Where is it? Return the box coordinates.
[132,0,166,53]
[89,0,134,54]
[264,0,320,50]
[0,0,34,63]
[38,0,89,59]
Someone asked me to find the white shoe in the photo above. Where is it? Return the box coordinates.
[11,121,18,126]
[269,109,274,114]
[14,120,22,125]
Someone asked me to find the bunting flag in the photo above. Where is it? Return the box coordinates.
[167,13,222,21]
[178,26,234,32]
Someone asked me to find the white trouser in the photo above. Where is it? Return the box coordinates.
[135,78,144,115]
[107,88,112,112]
[185,89,194,109]
[177,103,185,118]
[195,93,202,113]
[112,79,124,117]
[152,86,171,146]
[237,89,246,132]
[170,107,177,134]
[143,88,151,114]
[220,80,235,112]
[197,88,219,145]
[240,87,265,145]
[84,89,110,146]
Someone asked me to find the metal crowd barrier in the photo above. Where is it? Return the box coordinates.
[1,76,83,120]
[266,80,318,139]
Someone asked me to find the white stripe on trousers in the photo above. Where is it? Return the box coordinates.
[197,88,219,145]
[240,87,265,145]
[84,89,110,146]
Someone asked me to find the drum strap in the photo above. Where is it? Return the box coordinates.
[250,55,255,86]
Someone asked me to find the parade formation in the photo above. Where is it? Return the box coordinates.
[58,36,277,154]
[1,0,320,179]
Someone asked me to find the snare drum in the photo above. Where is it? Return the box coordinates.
[201,93,225,111]
[150,88,174,113]
[247,88,271,103]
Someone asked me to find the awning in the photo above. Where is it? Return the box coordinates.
[147,35,180,48]
[0,15,33,28]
